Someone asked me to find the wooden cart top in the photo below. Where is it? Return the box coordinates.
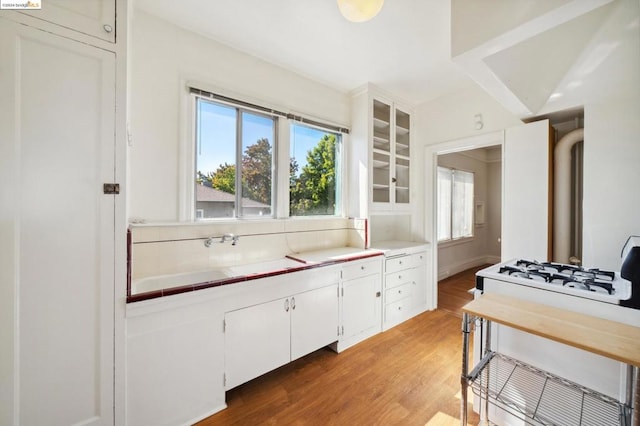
[462,293,640,367]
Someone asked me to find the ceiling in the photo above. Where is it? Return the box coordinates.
[134,0,476,105]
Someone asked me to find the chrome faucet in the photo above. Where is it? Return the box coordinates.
[220,233,239,245]
[204,233,239,247]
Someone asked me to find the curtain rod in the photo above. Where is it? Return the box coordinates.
[190,87,349,134]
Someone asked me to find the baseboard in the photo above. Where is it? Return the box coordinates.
[181,402,227,426]
[438,255,498,281]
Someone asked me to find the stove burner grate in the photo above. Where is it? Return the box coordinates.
[501,260,617,296]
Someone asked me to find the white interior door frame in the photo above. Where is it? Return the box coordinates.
[423,131,504,307]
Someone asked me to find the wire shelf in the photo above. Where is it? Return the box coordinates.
[469,352,629,426]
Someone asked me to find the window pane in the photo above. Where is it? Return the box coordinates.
[240,111,274,217]
[437,167,452,241]
[452,170,474,239]
[195,99,237,219]
[290,124,340,216]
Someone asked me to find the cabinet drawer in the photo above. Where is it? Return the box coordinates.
[384,298,410,324]
[342,258,382,281]
[385,268,413,289]
[385,282,413,304]
[411,251,427,266]
[385,255,411,273]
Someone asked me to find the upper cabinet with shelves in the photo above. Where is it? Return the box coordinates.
[348,86,413,217]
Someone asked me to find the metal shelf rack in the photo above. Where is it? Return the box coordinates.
[468,351,627,426]
[460,294,640,426]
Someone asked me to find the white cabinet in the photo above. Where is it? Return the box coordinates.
[0,18,116,426]
[332,256,383,352]
[224,284,338,389]
[503,119,552,261]
[19,0,116,43]
[349,85,413,216]
[383,251,428,330]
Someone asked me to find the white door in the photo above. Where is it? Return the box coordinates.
[290,285,339,361]
[342,274,381,341]
[0,18,115,426]
[224,298,291,390]
[503,119,552,261]
[20,0,116,42]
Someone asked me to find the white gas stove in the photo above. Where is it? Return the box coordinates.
[476,258,633,307]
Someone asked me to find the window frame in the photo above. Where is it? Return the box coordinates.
[185,87,348,222]
[437,166,475,243]
[193,95,278,220]
[288,121,344,218]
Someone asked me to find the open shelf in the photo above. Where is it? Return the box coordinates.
[469,352,629,426]
[395,125,409,135]
[373,117,390,130]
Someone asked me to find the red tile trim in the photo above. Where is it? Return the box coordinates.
[126,228,132,297]
[126,251,384,303]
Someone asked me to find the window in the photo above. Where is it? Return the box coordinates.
[437,166,474,242]
[190,87,347,220]
[289,123,342,216]
[194,97,276,219]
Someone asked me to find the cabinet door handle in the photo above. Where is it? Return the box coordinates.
[398,275,402,280]
[361,265,365,270]
[398,290,402,294]
[103,24,113,33]
[291,297,296,310]
[376,291,381,297]
[284,298,290,312]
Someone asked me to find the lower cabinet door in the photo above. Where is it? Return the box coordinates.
[290,285,339,361]
[342,274,381,341]
[224,298,291,389]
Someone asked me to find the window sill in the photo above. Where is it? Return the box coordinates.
[438,236,475,248]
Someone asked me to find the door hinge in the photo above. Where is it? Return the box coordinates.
[341,288,344,297]
[337,325,340,336]
[341,325,344,336]
[222,319,226,333]
[223,373,226,387]
[103,183,120,194]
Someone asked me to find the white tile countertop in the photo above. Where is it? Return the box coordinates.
[286,246,384,264]
[369,240,429,257]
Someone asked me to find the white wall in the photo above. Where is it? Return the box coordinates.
[540,0,640,268]
[129,10,350,222]
[418,0,639,269]
[486,157,502,258]
[413,84,520,241]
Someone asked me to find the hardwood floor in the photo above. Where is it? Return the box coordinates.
[197,267,483,426]
[437,265,489,317]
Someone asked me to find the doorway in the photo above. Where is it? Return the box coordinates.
[424,131,504,308]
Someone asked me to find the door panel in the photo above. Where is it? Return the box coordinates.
[224,298,290,390]
[503,120,552,261]
[20,0,116,42]
[342,274,381,340]
[0,19,115,426]
[290,285,339,361]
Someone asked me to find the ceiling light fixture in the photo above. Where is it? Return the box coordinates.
[337,0,384,23]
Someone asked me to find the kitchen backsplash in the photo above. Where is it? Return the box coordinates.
[130,218,367,279]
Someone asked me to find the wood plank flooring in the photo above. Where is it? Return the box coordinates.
[197,267,484,426]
